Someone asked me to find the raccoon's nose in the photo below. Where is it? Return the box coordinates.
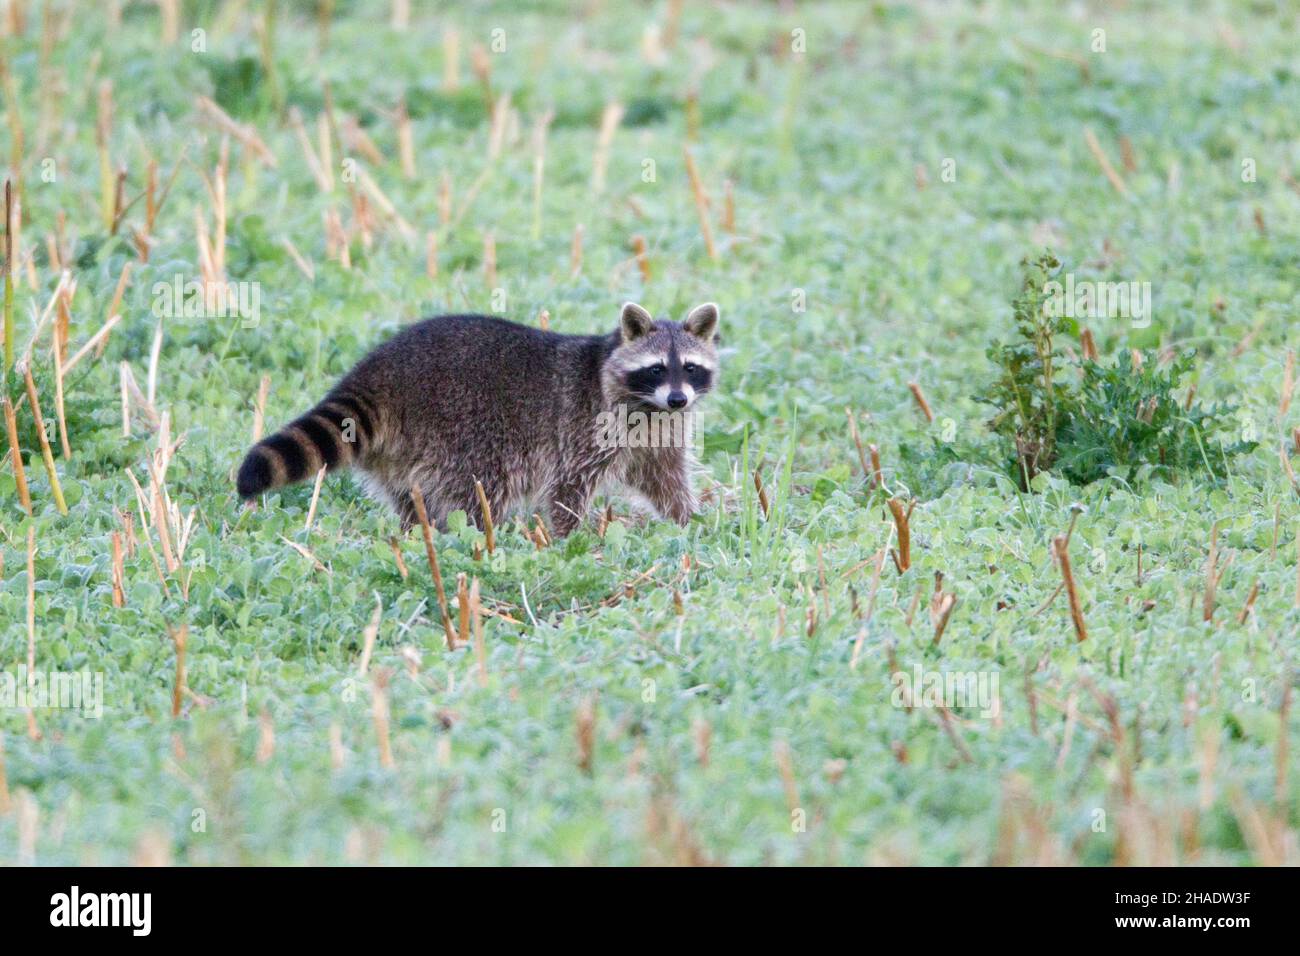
[667,391,688,409]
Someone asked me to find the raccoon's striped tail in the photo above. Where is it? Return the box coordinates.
[236,389,379,499]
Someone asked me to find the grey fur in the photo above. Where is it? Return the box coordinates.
[236,303,721,536]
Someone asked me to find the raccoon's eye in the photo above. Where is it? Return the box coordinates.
[683,362,698,373]
[649,364,666,376]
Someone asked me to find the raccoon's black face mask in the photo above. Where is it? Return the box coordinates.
[607,302,719,411]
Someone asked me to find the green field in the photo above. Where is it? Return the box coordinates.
[0,0,1298,865]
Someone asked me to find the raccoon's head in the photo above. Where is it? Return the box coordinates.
[603,302,720,411]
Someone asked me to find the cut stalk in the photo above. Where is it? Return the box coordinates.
[682,146,717,261]
[471,577,487,686]
[843,407,874,487]
[65,312,121,375]
[753,468,770,519]
[471,43,492,108]
[930,577,958,645]
[424,231,437,279]
[357,594,380,677]
[474,479,495,554]
[576,695,596,773]
[317,113,334,190]
[1053,534,1088,641]
[256,709,275,763]
[410,486,456,648]
[52,317,69,458]
[328,723,345,771]
[170,623,187,718]
[887,497,911,571]
[591,101,624,194]
[631,234,651,283]
[110,531,125,607]
[1083,126,1129,196]
[773,740,800,816]
[1236,579,1259,625]
[1080,327,1098,361]
[456,572,470,648]
[119,362,131,437]
[387,536,408,579]
[96,81,115,230]
[194,95,277,167]
[395,98,415,179]
[530,110,553,240]
[304,465,326,533]
[2,397,31,515]
[21,365,68,514]
[438,171,451,225]
[908,381,934,422]
[281,237,314,280]
[288,107,331,193]
[442,28,461,90]
[249,377,270,444]
[570,222,584,277]
[3,180,12,372]
[1203,522,1219,622]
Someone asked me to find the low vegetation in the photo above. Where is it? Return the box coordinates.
[980,253,1256,487]
[0,1,1296,865]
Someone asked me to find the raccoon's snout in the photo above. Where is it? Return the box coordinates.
[650,382,694,410]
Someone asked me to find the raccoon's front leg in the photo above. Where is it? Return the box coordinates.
[625,447,696,526]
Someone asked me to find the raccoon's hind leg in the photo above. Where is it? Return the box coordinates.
[457,478,519,533]
[385,479,447,534]
[386,476,477,535]
[546,472,603,537]
[391,490,421,533]
[624,447,697,526]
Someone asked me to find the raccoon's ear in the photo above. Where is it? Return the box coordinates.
[684,302,719,341]
[620,302,654,343]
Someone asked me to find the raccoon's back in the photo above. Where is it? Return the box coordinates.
[348,314,571,439]
[237,314,608,500]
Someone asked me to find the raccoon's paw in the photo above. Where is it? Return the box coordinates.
[662,497,697,527]
[549,511,581,538]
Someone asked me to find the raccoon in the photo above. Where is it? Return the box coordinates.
[236,301,720,537]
